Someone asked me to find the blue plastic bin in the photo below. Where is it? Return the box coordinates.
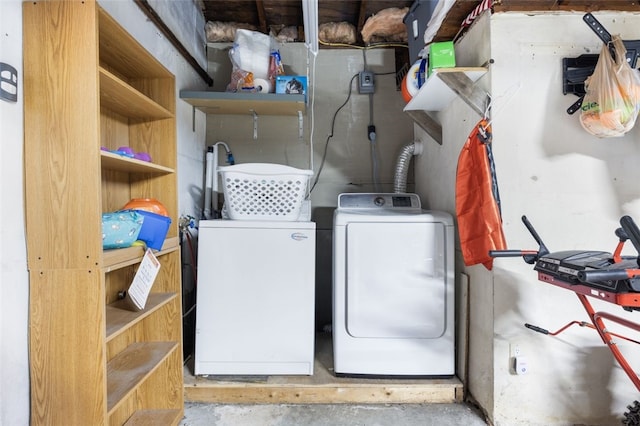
[133,210,172,250]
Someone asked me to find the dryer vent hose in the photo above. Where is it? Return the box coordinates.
[394,141,423,193]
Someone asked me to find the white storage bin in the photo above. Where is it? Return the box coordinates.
[219,163,313,221]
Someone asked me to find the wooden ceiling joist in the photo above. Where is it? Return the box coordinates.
[493,0,640,13]
[255,0,268,34]
[357,0,369,37]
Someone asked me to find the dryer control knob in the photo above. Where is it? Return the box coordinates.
[374,196,385,207]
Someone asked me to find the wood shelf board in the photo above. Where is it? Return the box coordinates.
[100,68,174,120]
[106,293,178,342]
[98,8,171,79]
[123,409,182,426]
[28,269,107,424]
[404,67,488,112]
[107,341,179,414]
[404,110,443,145]
[180,90,306,115]
[23,1,104,271]
[103,236,179,272]
[101,150,175,174]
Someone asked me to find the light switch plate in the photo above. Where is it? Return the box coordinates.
[0,62,18,102]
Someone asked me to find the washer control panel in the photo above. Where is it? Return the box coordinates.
[338,193,421,210]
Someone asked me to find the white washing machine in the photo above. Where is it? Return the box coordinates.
[194,219,316,375]
[333,193,454,376]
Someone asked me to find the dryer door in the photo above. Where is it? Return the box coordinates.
[345,221,448,338]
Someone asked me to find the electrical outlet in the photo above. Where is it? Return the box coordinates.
[510,343,521,358]
[514,356,529,375]
[509,342,529,375]
[358,71,375,94]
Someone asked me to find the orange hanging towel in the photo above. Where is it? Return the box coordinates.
[455,119,506,270]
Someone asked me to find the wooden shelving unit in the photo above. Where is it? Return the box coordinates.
[404,67,488,144]
[23,1,183,425]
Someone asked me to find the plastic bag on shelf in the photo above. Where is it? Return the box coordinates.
[229,29,272,79]
[580,35,640,137]
[226,68,255,92]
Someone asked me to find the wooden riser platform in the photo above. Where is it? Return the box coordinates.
[184,334,464,404]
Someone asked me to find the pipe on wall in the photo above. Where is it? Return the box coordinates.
[394,141,423,193]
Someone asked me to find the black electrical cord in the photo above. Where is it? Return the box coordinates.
[309,68,397,193]
[310,72,359,193]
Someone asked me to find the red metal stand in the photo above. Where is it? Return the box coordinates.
[531,272,640,391]
[490,215,640,420]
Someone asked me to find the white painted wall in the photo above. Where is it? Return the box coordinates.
[204,44,416,207]
[0,2,29,424]
[0,1,206,423]
[416,10,640,425]
[202,43,416,328]
[148,0,207,69]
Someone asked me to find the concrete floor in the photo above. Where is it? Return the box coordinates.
[181,402,488,425]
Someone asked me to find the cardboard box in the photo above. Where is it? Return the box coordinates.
[275,76,307,99]
[428,41,456,76]
[134,210,171,250]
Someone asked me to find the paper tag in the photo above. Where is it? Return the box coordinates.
[124,248,161,311]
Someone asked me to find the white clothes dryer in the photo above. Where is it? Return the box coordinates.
[332,193,455,376]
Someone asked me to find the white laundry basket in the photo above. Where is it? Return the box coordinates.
[219,163,313,221]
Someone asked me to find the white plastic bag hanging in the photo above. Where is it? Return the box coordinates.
[580,35,640,137]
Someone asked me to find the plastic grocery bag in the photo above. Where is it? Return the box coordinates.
[580,35,640,137]
[229,29,271,79]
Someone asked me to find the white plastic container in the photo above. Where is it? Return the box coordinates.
[219,163,313,221]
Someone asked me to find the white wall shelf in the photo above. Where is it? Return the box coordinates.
[404,67,488,144]
[180,90,306,115]
[180,90,307,139]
